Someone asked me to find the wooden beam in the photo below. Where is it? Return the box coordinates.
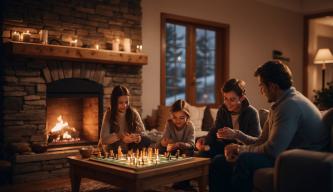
[6,41,148,66]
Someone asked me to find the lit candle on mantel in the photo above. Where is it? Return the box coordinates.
[136,44,142,53]
[95,44,100,50]
[11,31,20,41]
[70,39,78,47]
[22,31,31,42]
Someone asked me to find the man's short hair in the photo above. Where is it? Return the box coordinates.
[254,60,293,90]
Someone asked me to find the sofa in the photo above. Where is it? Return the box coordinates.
[144,104,269,144]
[253,108,333,192]
[144,104,218,143]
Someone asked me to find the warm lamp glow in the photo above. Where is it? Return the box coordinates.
[314,48,333,90]
[314,48,333,65]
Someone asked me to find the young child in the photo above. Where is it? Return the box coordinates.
[99,85,150,153]
[160,99,195,157]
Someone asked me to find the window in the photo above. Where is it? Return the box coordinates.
[161,13,229,106]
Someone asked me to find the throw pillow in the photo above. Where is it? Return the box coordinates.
[188,104,205,132]
[157,105,171,132]
[202,106,214,131]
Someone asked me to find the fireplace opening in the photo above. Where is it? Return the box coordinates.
[46,78,103,148]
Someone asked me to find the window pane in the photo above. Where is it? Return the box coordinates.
[165,23,186,105]
[195,28,216,104]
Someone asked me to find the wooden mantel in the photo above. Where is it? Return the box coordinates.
[6,41,148,65]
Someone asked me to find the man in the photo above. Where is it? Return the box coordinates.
[210,61,329,192]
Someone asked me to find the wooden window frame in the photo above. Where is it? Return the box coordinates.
[160,13,229,107]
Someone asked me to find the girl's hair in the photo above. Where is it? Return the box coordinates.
[171,99,190,118]
[110,85,137,133]
[222,78,246,97]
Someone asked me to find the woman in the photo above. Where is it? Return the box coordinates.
[195,78,261,192]
[196,78,261,157]
[99,85,150,153]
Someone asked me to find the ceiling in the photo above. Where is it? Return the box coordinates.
[256,0,333,14]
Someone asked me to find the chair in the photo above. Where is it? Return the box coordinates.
[253,108,333,192]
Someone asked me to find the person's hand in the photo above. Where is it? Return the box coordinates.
[195,137,206,151]
[217,127,237,140]
[175,142,187,149]
[122,133,135,144]
[166,143,175,152]
[133,134,141,144]
[161,137,170,147]
[224,143,239,162]
[109,133,120,144]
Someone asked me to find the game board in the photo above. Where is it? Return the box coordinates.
[89,155,194,171]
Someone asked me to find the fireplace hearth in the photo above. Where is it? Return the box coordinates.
[46,78,103,148]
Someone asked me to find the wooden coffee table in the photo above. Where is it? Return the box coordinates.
[68,156,210,192]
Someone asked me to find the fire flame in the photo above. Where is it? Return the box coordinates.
[63,131,72,139]
[51,115,69,133]
[49,115,79,142]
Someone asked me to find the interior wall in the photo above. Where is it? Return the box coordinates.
[302,0,333,14]
[308,21,333,99]
[141,0,303,116]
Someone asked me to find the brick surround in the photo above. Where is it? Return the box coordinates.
[1,0,144,182]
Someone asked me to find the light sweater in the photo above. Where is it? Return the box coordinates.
[240,87,329,158]
[163,120,195,148]
[99,107,146,145]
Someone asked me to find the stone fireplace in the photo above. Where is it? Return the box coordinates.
[1,0,147,183]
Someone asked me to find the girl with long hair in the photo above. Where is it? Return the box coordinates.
[99,85,150,152]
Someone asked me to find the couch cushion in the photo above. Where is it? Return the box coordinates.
[157,105,171,132]
[195,130,209,138]
[253,168,274,192]
[188,104,205,132]
[202,106,214,131]
[202,106,219,131]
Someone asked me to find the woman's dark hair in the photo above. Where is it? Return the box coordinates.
[222,78,246,97]
[110,85,137,133]
[171,99,190,118]
[254,60,293,90]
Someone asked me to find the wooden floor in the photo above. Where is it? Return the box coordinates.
[0,177,198,192]
[0,176,73,192]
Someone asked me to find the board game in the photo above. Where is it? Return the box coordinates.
[89,155,193,170]
[89,146,193,171]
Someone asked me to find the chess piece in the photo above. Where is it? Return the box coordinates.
[110,150,114,158]
[117,146,123,158]
[167,152,172,160]
[97,151,102,158]
[176,149,180,159]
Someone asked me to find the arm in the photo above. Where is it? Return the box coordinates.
[99,108,120,144]
[178,122,195,149]
[240,103,301,158]
[236,107,262,144]
[133,109,146,135]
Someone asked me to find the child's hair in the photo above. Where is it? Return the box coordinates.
[171,99,190,118]
[222,78,246,97]
[110,85,137,133]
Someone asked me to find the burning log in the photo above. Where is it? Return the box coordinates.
[48,115,80,143]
